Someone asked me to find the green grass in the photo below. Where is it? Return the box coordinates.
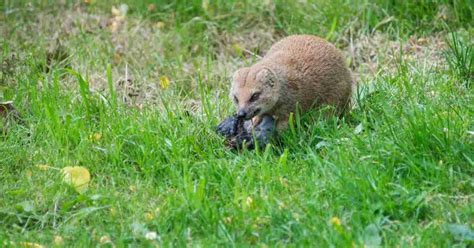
[1,0,473,246]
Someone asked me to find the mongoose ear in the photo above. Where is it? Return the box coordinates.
[231,70,240,83]
[256,68,275,87]
[231,67,249,85]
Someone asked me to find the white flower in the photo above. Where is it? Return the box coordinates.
[145,231,157,240]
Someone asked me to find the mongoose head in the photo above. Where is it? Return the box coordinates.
[230,66,280,120]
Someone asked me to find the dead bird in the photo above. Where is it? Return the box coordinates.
[216,114,275,150]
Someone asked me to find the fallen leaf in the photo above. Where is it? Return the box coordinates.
[232,43,242,55]
[330,216,341,227]
[223,216,232,224]
[109,4,128,33]
[62,166,91,193]
[99,235,111,244]
[110,207,117,216]
[147,4,156,12]
[35,164,50,170]
[245,196,253,207]
[111,6,121,17]
[112,4,128,17]
[53,236,64,246]
[159,76,170,89]
[88,133,102,141]
[202,0,209,10]
[144,212,154,221]
[112,52,122,64]
[25,169,32,179]
[154,22,165,29]
[108,21,118,33]
[18,242,44,248]
[279,177,289,187]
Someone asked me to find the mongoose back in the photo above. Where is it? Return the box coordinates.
[230,35,353,130]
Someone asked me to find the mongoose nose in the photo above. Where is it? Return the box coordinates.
[236,110,247,119]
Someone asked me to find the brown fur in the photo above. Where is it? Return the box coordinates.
[230,35,354,130]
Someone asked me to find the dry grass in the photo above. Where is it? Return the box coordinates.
[3,5,455,107]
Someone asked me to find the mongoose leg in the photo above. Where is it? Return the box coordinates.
[276,115,289,131]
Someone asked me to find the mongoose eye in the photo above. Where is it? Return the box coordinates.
[249,92,261,102]
[233,95,239,104]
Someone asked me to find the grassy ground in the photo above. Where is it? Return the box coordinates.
[1,0,473,246]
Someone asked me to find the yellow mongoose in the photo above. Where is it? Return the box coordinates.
[230,35,353,130]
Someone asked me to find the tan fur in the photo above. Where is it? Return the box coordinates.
[230,35,354,130]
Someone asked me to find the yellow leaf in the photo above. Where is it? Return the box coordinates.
[279,177,289,187]
[202,0,209,10]
[330,216,341,226]
[147,4,156,12]
[245,196,253,207]
[232,43,242,55]
[35,164,50,170]
[110,207,117,216]
[53,236,64,246]
[111,6,121,17]
[19,242,44,248]
[144,212,154,221]
[88,133,102,141]
[25,169,32,179]
[154,21,165,29]
[112,4,128,17]
[159,76,170,89]
[99,235,111,244]
[108,20,121,33]
[112,52,122,64]
[62,166,91,193]
[223,216,232,224]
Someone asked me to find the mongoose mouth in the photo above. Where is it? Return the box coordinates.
[246,108,261,120]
